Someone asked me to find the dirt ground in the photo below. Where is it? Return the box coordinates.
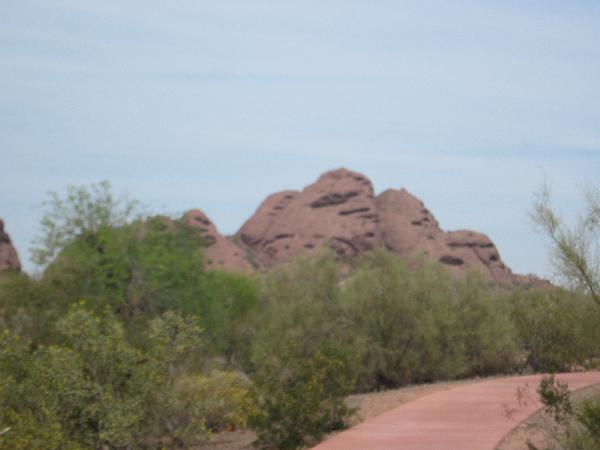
[496,384,600,450]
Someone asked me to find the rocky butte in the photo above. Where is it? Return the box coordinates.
[183,168,545,287]
[0,219,21,273]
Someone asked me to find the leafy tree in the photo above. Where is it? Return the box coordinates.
[31,181,140,266]
[13,181,259,361]
[526,183,600,449]
[532,183,600,306]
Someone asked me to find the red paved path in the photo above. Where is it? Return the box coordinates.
[312,372,600,450]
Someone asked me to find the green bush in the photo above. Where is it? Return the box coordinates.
[188,370,255,431]
[342,250,519,390]
[527,375,600,450]
[0,306,221,449]
[510,289,599,372]
[249,255,358,449]
[455,272,520,376]
[250,347,355,450]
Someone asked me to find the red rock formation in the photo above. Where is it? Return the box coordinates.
[0,219,21,272]
[236,168,533,286]
[182,209,251,272]
[237,168,379,268]
[183,168,544,286]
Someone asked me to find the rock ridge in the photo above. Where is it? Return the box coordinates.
[184,168,544,287]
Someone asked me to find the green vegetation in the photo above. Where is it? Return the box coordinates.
[343,251,519,390]
[524,183,600,450]
[525,375,600,450]
[0,306,237,449]
[248,257,358,449]
[0,181,599,449]
[509,289,600,372]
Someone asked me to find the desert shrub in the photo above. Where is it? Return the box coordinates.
[250,346,355,450]
[145,370,254,447]
[342,250,519,390]
[526,375,600,450]
[0,306,222,449]
[0,272,60,344]
[510,289,599,372]
[0,408,80,450]
[249,255,358,449]
[341,252,447,389]
[193,270,259,368]
[188,370,255,431]
[454,272,520,376]
[1,217,258,366]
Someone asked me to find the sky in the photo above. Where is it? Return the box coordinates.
[1,1,599,278]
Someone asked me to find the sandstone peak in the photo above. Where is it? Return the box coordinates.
[180,168,542,287]
[234,169,533,286]
[236,168,378,268]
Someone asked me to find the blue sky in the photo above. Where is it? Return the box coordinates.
[2,0,599,277]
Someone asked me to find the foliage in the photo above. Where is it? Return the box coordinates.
[43,216,206,317]
[31,180,140,266]
[526,183,600,450]
[249,255,358,449]
[455,272,520,376]
[189,370,255,431]
[538,375,574,425]
[0,306,221,449]
[6,179,600,449]
[2,220,259,362]
[509,289,599,372]
[193,270,259,368]
[531,183,600,306]
[0,408,80,450]
[342,250,519,390]
[250,347,355,450]
[247,251,520,446]
[525,375,600,450]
